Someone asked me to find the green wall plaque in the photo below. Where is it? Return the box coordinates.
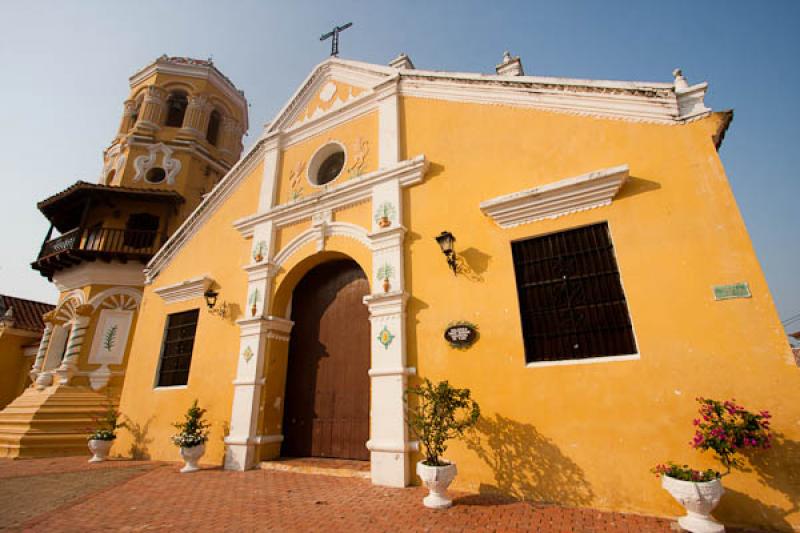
[712,282,751,301]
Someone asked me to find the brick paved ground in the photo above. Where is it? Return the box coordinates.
[0,457,765,532]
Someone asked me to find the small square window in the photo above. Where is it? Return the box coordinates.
[156,309,199,387]
[511,222,637,363]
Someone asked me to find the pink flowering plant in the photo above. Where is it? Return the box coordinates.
[652,397,772,481]
[691,397,772,472]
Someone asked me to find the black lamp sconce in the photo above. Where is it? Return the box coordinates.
[203,287,228,318]
[435,231,458,275]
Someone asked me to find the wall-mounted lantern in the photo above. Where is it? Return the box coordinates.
[435,231,458,275]
[204,288,228,318]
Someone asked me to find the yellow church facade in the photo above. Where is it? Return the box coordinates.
[110,54,800,528]
[4,50,796,530]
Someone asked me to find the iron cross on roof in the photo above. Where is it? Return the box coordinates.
[320,22,352,57]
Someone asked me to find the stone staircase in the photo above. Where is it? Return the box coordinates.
[0,385,112,458]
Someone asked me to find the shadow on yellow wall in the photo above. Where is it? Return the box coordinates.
[464,414,594,506]
[123,415,154,460]
[716,433,800,530]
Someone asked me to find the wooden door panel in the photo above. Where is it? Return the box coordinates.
[281,260,370,461]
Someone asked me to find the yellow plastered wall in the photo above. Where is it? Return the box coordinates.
[0,332,36,408]
[114,162,264,463]
[114,89,799,530]
[399,96,799,530]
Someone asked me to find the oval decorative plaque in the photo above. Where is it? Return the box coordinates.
[444,321,478,349]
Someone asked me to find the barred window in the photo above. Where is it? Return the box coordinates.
[156,309,199,387]
[511,223,637,363]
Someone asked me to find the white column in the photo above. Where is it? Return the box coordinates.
[55,310,91,385]
[29,320,54,382]
[364,175,416,487]
[376,76,400,169]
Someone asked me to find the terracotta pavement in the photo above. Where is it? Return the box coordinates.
[0,457,761,532]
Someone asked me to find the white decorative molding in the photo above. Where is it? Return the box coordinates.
[87,287,143,310]
[132,143,182,184]
[479,164,629,229]
[234,156,428,237]
[319,82,337,102]
[272,222,371,269]
[496,51,524,76]
[154,275,213,303]
[53,263,146,292]
[54,290,86,323]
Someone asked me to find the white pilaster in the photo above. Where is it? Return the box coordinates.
[257,133,284,213]
[364,290,415,487]
[376,77,400,169]
[224,314,293,470]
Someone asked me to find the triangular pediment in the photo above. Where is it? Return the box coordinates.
[267,58,393,133]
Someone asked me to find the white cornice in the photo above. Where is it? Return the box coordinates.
[233,156,428,238]
[479,164,629,229]
[154,275,213,304]
[265,58,712,132]
[53,263,146,292]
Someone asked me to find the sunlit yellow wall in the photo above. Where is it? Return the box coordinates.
[114,87,798,530]
[114,162,264,463]
[399,97,799,530]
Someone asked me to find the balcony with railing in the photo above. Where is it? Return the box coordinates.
[33,226,164,279]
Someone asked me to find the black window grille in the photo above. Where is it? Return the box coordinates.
[511,222,637,363]
[156,309,199,387]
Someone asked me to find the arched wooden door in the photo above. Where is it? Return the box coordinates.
[281,259,371,460]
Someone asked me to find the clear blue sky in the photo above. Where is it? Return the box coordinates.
[1,1,798,331]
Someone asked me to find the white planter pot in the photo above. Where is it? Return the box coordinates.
[416,460,458,509]
[661,475,725,533]
[87,439,113,463]
[179,443,205,473]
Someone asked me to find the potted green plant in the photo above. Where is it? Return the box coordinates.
[652,397,772,532]
[405,379,480,509]
[87,404,126,463]
[252,240,267,263]
[171,400,210,473]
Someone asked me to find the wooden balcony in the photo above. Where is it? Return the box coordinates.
[32,227,163,280]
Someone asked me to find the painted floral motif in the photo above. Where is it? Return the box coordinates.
[242,346,254,362]
[252,240,267,262]
[288,160,306,201]
[377,263,395,293]
[248,288,260,317]
[347,137,369,178]
[374,202,396,228]
[103,325,118,352]
[377,325,395,349]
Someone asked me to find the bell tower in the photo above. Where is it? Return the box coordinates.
[0,57,247,459]
[103,55,248,222]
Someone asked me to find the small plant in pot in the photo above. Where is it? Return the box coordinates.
[171,400,210,473]
[87,404,126,463]
[406,378,480,509]
[653,397,772,533]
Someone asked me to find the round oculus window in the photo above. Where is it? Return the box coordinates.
[308,142,346,186]
[145,167,166,184]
